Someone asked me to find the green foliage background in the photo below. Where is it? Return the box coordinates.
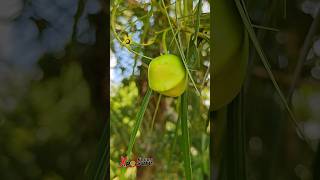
[213,0,320,180]
[0,0,108,179]
[110,0,210,179]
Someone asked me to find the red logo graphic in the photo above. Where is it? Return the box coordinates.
[119,156,153,168]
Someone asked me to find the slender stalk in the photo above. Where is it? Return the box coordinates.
[119,87,153,179]
[194,0,202,43]
[150,94,162,131]
[217,92,246,180]
[162,30,169,54]
[86,123,108,180]
[234,0,312,147]
[161,0,201,96]
[111,4,153,63]
[180,91,192,180]
[167,115,181,175]
[126,88,153,159]
[201,63,210,89]
[287,10,320,102]
[252,24,279,32]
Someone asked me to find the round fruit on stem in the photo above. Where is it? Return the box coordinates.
[148,54,187,97]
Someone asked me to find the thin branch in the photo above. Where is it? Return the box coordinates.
[252,66,320,87]
[252,24,279,32]
[287,10,320,102]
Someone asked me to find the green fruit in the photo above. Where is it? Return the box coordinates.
[213,32,249,110]
[212,0,249,110]
[148,54,187,97]
[213,0,244,76]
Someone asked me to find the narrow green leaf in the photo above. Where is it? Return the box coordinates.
[233,0,311,146]
[85,123,108,180]
[252,24,279,32]
[180,91,192,180]
[194,0,202,43]
[167,114,180,174]
[186,38,199,68]
[126,87,153,159]
[150,94,162,132]
[119,87,152,178]
[216,92,247,180]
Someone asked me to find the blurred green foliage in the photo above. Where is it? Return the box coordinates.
[110,80,210,179]
[0,63,101,179]
[215,0,320,179]
[110,0,210,179]
[0,0,107,179]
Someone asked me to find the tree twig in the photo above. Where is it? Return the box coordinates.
[252,66,320,87]
[287,10,320,102]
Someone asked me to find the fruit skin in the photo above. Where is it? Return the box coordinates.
[148,54,187,97]
[213,32,249,110]
[212,0,249,110]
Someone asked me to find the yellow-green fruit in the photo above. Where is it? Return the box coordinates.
[212,0,249,110]
[148,54,187,97]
